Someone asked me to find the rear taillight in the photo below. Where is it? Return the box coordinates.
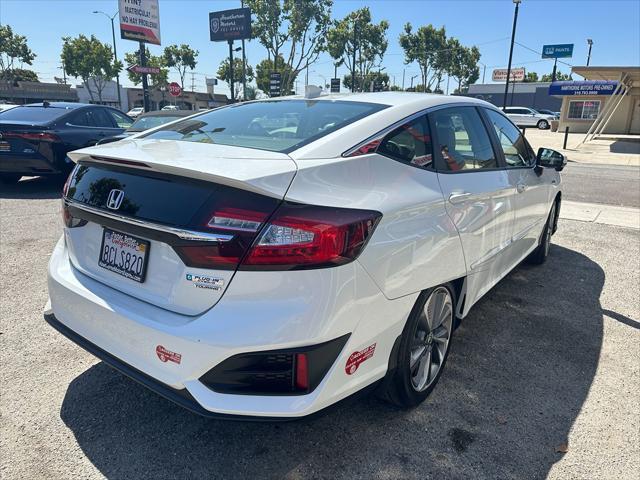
[3,131,60,142]
[241,203,381,270]
[173,202,381,271]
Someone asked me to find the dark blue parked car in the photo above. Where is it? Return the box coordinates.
[0,102,133,184]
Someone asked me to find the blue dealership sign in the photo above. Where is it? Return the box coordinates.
[542,44,574,59]
[549,80,619,96]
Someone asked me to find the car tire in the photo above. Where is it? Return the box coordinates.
[0,174,21,185]
[527,201,557,265]
[537,119,549,130]
[378,283,456,408]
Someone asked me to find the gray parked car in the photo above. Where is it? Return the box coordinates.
[503,107,555,129]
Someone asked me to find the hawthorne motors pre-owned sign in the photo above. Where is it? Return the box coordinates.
[548,80,619,96]
[119,0,161,45]
[209,8,251,42]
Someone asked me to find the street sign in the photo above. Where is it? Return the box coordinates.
[127,64,161,75]
[549,80,618,96]
[168,82,182,97]
[269,72,281,97]
[492,68,525,82]
[542,44,574,59]
[119,0,161,45]
[330,78,340,93]
[209,8,252,42]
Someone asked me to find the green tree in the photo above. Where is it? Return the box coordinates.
[327,7,389,92]
[447,40,480,92]
[399,23,448,92]
[217,58,255,101]
[0,25,36,80]
[255,56,297,96]
[523,71,539,83]
[61,34,122,103]
[163,44,198,92]
[246,0,332,94]
[342,71,389,92]
[0,68,38,82]
[541,70,572,82]
[124,48,169,88]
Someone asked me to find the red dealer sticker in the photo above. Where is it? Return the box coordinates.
[345,343,376,375]
[156,345,182,364]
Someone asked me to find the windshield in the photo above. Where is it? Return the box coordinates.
[128,115,184,132]
[0,106,71,123]
[142,100,388,153]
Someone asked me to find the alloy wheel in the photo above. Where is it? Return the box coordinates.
[409,287,453,392]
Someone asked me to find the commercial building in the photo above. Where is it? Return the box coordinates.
[126,87,229,112]
[0,81,77,104]
[75,79,129,112]
[556,66,640,135]
[465,82,562,111]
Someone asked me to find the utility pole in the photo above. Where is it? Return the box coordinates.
[352,17,358,92]
[586,38,593,66]
[241,0,248,101]
[551,58,558,82]
[503,0,521,110]
[228,40,235,103]
[93,10,122,109]
[191,71,195,92]
[139,42,150,112]
[402,68,405,90]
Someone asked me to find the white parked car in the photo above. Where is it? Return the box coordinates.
[126,106,144,118]
[45,93,565,419]
[161,105,180,111]
[503,106,556,129]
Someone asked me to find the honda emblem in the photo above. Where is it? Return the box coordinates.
[106,189,125,210]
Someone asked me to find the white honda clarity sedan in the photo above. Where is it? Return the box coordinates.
[45,92,566,420]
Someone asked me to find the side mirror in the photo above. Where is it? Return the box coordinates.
[537,147,567,172]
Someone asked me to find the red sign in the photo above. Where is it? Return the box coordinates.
[345,343,376,375]
[127,64,161,75]
[168,82,182,97]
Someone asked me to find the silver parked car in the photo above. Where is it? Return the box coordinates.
[503,107,555,129]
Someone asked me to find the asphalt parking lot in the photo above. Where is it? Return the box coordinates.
[1,177,639,480]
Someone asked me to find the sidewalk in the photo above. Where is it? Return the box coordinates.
[560,200,640,229]
[525,130,640,167]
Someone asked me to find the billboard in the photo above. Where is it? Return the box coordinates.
[209,8,252,42]
[549,80,618,96]
[492,68,525,82]
[542,44,574,59]
[119,0,161,45]
[330,78,340,93]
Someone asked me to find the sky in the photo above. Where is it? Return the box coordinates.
[1,0,639,97]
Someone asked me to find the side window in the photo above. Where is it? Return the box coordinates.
[68,110,90,126]
[431,107,497,172]
[377,116,433,169]
[90,108,115,128]
[108,109,134,128]
[484,108,536,167]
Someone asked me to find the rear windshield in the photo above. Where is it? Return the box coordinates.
[128,115,184,132]
[142,100,388,153]
[0,106,71,123]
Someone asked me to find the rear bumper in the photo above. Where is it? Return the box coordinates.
[47,236,417,418]
[0,153,62,175]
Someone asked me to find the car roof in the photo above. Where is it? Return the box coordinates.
[136,110,193,118]
[270,92,492,108]
[22,102,95,110]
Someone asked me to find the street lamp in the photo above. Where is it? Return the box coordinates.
[478,61,487,84]
[587,38,593,66]
[502,0,521,110]
[93,10,122,109]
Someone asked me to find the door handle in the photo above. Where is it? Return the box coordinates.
[448,192,472,204]
[516,183,527,193]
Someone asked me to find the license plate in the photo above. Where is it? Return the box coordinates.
[98,228,150,282]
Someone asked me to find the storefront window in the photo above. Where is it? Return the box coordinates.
[568,100,601,120]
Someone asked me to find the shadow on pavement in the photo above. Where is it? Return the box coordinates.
[60,244,604,479]
[0,176,64,200]
[610,139,640,155]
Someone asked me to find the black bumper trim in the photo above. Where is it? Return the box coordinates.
[44,313,375,422]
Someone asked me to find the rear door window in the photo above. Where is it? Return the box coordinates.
[90,108,116,128]
[431,107,497,172]
[377,116,433,169]
[143,100,388,153]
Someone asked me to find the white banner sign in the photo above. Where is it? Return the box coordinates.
[119,0,161,45]
[492,68,525,82]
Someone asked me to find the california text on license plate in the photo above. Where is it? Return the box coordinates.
[98,228,150,283]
